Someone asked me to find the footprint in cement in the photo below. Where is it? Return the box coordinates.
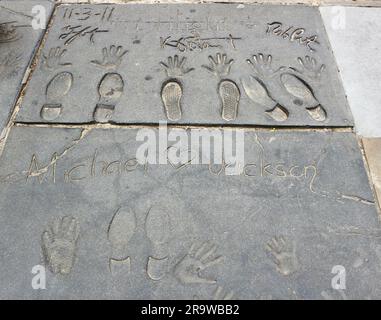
[202,53,240,121]
[145,206,172,281]
[242,75,289,122]
[40,71,73,121]
[161,80,183,121]
[280,73,327,122]
[107,207,136,275]
[159,55,194,121]
[93,72,124,123]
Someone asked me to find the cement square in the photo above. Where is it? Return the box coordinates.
[16,4,353,127]
[0,127,378,299]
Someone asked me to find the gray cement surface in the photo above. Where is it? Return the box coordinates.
[15,3,353,127]
[1,1,380,301]
[0,127,379,299]
[0,0,54,135]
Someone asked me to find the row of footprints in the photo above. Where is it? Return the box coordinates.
[38,52,327,123]
[161,53,240,122]
[41,71,123,123]
[162,53,327,122]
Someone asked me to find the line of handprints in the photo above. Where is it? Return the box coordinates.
[160,32,241,52]
[0,50,22,79]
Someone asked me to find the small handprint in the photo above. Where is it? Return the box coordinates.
[91,45,128,69]
[0,51,22,78]
[174,241,224,284]
[266,236,298,276]
[160,55,194,78]
[0,22,20,43]
[202,53,234,78]
[41,216,80,275]
[247,53,285,79]
[293,56,325,81]
[41,47,72,70]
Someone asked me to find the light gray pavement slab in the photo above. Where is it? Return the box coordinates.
[0,127,379,299]
[0,0,54,136]
[16,4,353,127]
[320,6,381,137]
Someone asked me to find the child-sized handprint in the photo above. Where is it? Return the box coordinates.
[0,21,20,43]
[41,216,80,275]
[292,55,325,82]
[0,51,22,78]
[91,45,128,69]
[247,53,286,80]
[266,236,298,276]
[282,56,327,122]
[174,242,224,284]
[202,53,234,78]
[160,55,194,78]
[41,47,72,70]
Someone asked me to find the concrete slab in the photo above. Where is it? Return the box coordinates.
[0,127,378,299]
[0,0,54,136]
[16,4,353,127]
[320,7,381,137]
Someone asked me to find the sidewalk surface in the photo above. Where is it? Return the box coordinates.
[0,0,380,299]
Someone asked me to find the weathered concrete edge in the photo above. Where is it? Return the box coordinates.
[362,138,381,216]
[0,3,58,156]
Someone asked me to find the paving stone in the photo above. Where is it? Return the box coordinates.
[0,126,378,299]
[363,138,381,212]
[320,7,381,137]
[0,0,54,136]
[16,4,353,127]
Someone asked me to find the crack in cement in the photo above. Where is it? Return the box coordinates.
[25,127,91,178]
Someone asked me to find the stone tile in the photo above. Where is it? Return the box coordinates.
[363,138,381,212]
[0,0,54,136]
[0,127,379,299]
[16,4,353,127]
[320,7,381,137]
